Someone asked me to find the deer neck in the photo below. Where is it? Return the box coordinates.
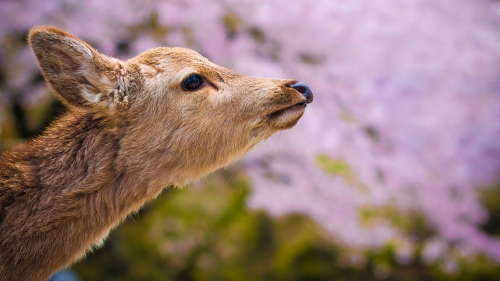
[0,110,165,281]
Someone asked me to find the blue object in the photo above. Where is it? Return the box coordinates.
[48,270,80,281]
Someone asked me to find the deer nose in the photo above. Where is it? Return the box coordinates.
[290,82,313,103]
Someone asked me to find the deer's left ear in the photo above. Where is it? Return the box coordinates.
[28,26,131,110]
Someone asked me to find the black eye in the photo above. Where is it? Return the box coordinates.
[182,74,204,91]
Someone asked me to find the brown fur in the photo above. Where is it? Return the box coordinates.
[0,26,311,280]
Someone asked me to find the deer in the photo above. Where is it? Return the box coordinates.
[0,26,313,281]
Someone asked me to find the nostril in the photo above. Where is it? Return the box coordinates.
[293,85,308,94]
[290,82,313,103]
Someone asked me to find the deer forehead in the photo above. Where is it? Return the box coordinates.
[134,47,209,71]
[133,47,237,82]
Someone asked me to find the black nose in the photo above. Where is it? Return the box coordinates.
[290,82,313,103]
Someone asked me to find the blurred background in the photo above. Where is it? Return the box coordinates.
[1,0,500,280]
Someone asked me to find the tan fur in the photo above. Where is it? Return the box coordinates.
[0,26,311,281]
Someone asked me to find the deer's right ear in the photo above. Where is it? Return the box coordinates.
[28,26,123,109]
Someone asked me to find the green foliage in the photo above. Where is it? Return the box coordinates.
[316,155,356,185]
[480,184,500,236]
[358,205,433,240]
[71,170,500,281]
[73,170,373,281]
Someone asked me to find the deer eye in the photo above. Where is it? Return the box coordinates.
[182,74,204,91]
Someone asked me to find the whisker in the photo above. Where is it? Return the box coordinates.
[225,161,241,187]
[272,131,282,157]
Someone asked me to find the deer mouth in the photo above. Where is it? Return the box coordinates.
[267,101,308,130]
[269,102,308,119]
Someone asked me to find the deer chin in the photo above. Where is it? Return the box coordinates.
[268,102,307,130]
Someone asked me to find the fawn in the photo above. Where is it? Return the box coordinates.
[0,26,313,280]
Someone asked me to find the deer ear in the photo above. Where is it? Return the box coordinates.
[28,26,127,110]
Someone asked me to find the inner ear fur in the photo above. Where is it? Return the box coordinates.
[28,26,121,109]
